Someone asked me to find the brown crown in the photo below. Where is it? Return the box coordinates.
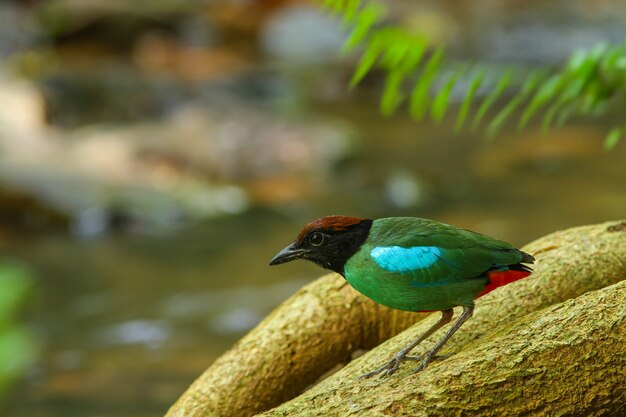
[296,215,368,242]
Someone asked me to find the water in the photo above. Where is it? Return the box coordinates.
[3,105,625,416]
[1,1,624,415]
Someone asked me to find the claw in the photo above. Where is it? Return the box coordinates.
[412,352,437,373]
[358,307,471,381]
[358,352,427,379]
[358,354,403,379]
[359,352,455,379]
[413,360,429,373]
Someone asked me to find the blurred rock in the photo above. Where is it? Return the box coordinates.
[0,3,39,58]
[98,320,171,349]
[51,350,86,371]
[261,5,345,64]
[0,186,70,234]
[198,107,351,180]
[0,72,351,234]
[246,175,316,205]
[207,0,298,39]
[397,3,460,46]
[161,279,307,334]
[36,0,194,41]
[209,308,261,334]
[385,171,428,209]
[472,12,624,64]
[0,73,48,139]
[449,0,625,63]
[133,32,248,80]
[40,70,171,126]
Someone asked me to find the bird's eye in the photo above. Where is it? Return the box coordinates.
[309,232,325,246]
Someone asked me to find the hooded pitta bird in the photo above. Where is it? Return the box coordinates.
[270,216,534,377]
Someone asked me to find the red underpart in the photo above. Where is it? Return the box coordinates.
[414,270,531,312]
[475,269,531,299]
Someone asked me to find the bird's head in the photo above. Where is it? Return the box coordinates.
[269,215,373,275]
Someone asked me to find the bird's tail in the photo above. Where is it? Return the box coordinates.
[476,251,535,298]
[510,251,535,273]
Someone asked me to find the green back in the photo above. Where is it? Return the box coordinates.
[343,217,523,311]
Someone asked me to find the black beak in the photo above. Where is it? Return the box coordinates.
[269,243,307,266]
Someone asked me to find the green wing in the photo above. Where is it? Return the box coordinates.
[368,217,524,282]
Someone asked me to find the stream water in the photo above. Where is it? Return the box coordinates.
[4,105,625,416]
[0,1,624,416]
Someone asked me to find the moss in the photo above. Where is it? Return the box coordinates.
[166,221,626,417]
[261,281,625,416]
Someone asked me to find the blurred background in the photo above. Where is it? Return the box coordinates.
[0,0,624,416]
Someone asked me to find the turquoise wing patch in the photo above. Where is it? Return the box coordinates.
[370,246,441,273]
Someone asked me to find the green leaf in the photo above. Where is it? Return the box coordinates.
[579,81,605,114]
[566,49,588,73]
[519,74,564,129]
[487,70,545,137]
[322,0,342,13]
[400,36,427,72]
[431,67,462,122]
[604,127,622,150]
[558,77,587,103]
[555,103,575,127]
[381,70,406,116]
[322,0,626,149]
[541,100,563,133]
[0,327,38,397]
[343,4,386,51]
[0,259,37,399]
[588,42,609,59]
[409,47,444,121]
[341,0,363,25]
[472,68,514,130]
[349,38,384,87]
[566,44,606,78]
[0,262,34,323]
[349,29,426,89]
[455,68,485,132]
[380,33,410,68]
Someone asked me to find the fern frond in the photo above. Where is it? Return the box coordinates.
[472,68,514,130]
[486,70,546,138]
[318,0,626,147]
[431,66,464,122]
[409,47,443,121]
[455,68,485,132]
[604,126,624,150]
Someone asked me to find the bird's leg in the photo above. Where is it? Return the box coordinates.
[359,309,453,379]
[412,305,474,373]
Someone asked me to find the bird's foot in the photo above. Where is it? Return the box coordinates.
[412,352,452,373]
[358,353,422,379]
[359,352,455,379]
